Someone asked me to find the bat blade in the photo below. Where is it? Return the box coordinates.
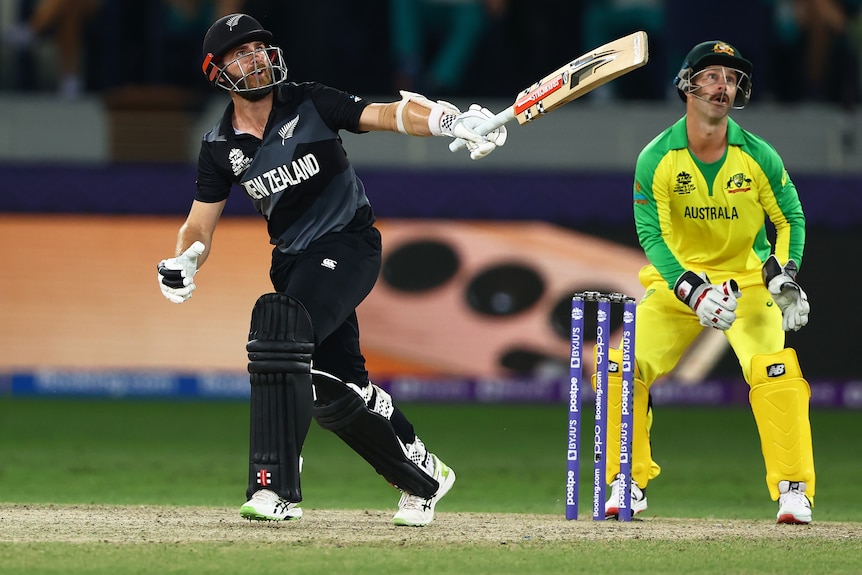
[512,30,648,125]
[450,31,649,152]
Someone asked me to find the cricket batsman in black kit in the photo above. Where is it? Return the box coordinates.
[156,13,506,526]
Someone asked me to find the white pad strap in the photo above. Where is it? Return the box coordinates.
[404,436,433,475]
[346,382,394,419]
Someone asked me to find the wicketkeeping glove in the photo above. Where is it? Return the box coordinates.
[157,241,205,304]
[762,255,809,332]
[674,270,741,331]
[441,104,507,160]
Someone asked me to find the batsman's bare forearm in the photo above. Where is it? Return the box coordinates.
[362,102,433,136]
[176,199,226,267]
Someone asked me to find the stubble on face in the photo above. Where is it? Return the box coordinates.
[230,57,272,89]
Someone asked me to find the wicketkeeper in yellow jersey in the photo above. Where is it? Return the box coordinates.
[604,41,814,524]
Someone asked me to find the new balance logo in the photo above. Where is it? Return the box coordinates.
[766,363,786,377]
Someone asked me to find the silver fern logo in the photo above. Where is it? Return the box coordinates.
[279,115,299,145]
[226,14,243,30]
[228,148,252,176]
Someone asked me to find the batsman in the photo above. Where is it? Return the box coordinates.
[601,40,814,523]
[156,13,505,526]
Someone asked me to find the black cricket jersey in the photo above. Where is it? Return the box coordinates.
[195,82,374,254]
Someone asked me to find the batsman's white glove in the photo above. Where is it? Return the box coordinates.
[762,255,809,332]
[674,270,741,331]
[397,91,505,160]
[441,104,507,160]
[157,241,205,304]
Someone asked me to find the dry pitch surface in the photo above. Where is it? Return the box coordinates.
[1,504,859,544]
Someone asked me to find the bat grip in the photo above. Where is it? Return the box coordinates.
[448,108,515,152]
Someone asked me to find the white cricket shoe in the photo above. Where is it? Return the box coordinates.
[393,454,455,527]
[605,474,648,519]
[240,489,302,521]
[777,480,812,524]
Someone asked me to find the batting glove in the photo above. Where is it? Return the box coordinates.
[675,270,741,331]
[157,241,205,304]
[762,255,809,332]
[441,104,507,160]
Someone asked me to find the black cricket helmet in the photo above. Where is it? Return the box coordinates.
[201,13,287,94]
[674,41,753,108]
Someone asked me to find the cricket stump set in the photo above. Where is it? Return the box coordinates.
[567,291,636,521]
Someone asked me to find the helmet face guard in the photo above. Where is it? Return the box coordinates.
[673,41,753,109]
[675,65,752,109]
[204,45,288,94]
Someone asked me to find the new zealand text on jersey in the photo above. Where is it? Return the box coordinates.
[241,153,321,199]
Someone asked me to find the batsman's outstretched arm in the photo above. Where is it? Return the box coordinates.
[360,91,506,160]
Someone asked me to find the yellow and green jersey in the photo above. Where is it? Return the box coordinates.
[633,116,805,289]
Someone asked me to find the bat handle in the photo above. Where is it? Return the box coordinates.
[448,108,516,153]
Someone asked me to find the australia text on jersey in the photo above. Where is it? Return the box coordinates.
[241,153,321,199]
[683,206,739,220]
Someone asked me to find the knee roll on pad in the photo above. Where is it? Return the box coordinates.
[311,381,367,430]
[246,293,315,502]
[749,348,816,502]
[247,293,315,374]
[312,372,439,498]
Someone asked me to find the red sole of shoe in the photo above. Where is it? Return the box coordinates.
[777,514,810,524]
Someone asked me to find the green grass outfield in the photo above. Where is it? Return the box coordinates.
[1,398,860,574]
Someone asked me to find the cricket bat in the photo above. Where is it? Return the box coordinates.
[450,31,649,152]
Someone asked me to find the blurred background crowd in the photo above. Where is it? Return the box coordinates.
[1,0,861,107]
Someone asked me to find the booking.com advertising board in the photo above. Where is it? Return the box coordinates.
[1,167,860,406]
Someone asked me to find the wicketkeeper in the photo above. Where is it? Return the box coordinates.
[600,40,814,524]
